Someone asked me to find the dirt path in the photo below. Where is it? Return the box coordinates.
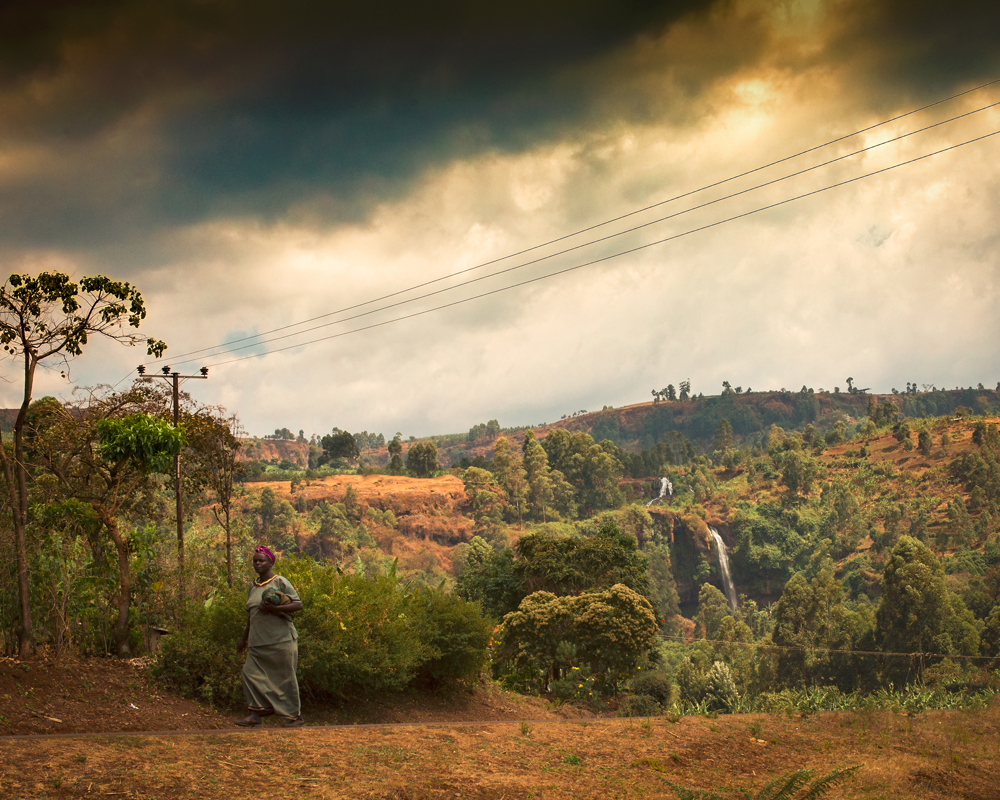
[0,655,578,737]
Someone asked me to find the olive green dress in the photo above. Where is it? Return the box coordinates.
[242,575,301,720]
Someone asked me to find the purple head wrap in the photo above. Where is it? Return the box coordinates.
[254,545,276,564]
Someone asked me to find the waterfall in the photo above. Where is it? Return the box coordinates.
[646,476,673,507]
[709,526,738,611]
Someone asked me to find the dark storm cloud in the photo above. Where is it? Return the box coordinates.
[821,0,1000,101]
[0,0,998,255]
[0,0,713,249]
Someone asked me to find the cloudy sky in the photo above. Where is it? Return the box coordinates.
[1,0,998,439]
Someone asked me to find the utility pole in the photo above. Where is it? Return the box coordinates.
[137,364,208,606]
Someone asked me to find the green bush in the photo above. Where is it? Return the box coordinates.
[152,587,247,707]
[154,557,491,707]
[627,669,674,706]
[617,693,661,717]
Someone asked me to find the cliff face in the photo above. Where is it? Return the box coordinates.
[239,438,311,467]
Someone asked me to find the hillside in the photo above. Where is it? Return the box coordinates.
[426,387,1000,466]
[239,437,310,466]
[225,407,999,621]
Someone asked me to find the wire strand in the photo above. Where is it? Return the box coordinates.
[658,634,998,662]
[190,128,1000,369]
[156,100,1000,368]
[145,77,1000,367]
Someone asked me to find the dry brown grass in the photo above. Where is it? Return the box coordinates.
[4,701,998,799]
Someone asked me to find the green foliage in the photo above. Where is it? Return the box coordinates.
[627,668,674,706]
[96,414,184,474]
[153,585,248,706]
[617,692,661,717]
[319,429,360,465]
[496,583,659,692]
[462,467,507,542]
[541,429,624,513]
[454,537,522,619]
[779,450,819,496]
[676,656,709,706]
[693,583,731,640]
[770,569,870,690]
[515,521,651,602]
[467,419,501,444]
[730,501,811,591]
[387,435,404,474]
[155,557,491,706]
[666,766,861,800]
[406,441,439,477]
[704,661,740,712]
[876,536,980,682]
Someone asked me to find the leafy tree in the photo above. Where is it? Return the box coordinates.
[515,521,651,602]
[523,431,555,521]
[713,418,735,453]
[253,487,296,540]
[730,501,810,591]
[496,583,659,692]
[320,429,360,465]
[693,583,732,641]
[30,390,181,655]
[467,419,501,444]
[876,536,979,682]
[387,435,404,474]
[454,537,521,619]
[770,568,868,689]
[462,467,506,543]
[541,429,624,513]
[645,543,681,630]
[406,441,439,477]
[492,437,527,527]
[0,272,165,657]
[780,450,819,497]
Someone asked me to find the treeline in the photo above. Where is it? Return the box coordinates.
[589,386,1000,450]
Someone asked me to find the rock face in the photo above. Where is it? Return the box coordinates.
[240,438,310,466]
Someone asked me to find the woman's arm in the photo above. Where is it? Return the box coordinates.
[258,599,303,615]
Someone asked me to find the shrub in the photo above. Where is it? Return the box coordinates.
[705,661,740,712]
[152,588,247,708]
[628,669,674,706]
[676,658,708,706]
[154,557,491,706]
[617,693,661,717]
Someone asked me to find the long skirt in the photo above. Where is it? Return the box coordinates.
[242,640,300,719]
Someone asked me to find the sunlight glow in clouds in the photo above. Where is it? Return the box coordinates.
[0,0,997,438]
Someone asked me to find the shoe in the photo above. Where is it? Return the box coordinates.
[235,713,261,727]
[281,715,305,728]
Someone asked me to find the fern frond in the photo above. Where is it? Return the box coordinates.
[755,769,811,800]
[797,765,862,800]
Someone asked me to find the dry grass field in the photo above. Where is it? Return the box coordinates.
[3,693,998,799]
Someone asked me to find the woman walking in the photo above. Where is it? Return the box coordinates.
[235,545,304,727]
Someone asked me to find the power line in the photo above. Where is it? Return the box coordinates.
[146,77,1000,368]
[158,100,1000,369]
[658,634,998,662]
[190,128,999,369]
